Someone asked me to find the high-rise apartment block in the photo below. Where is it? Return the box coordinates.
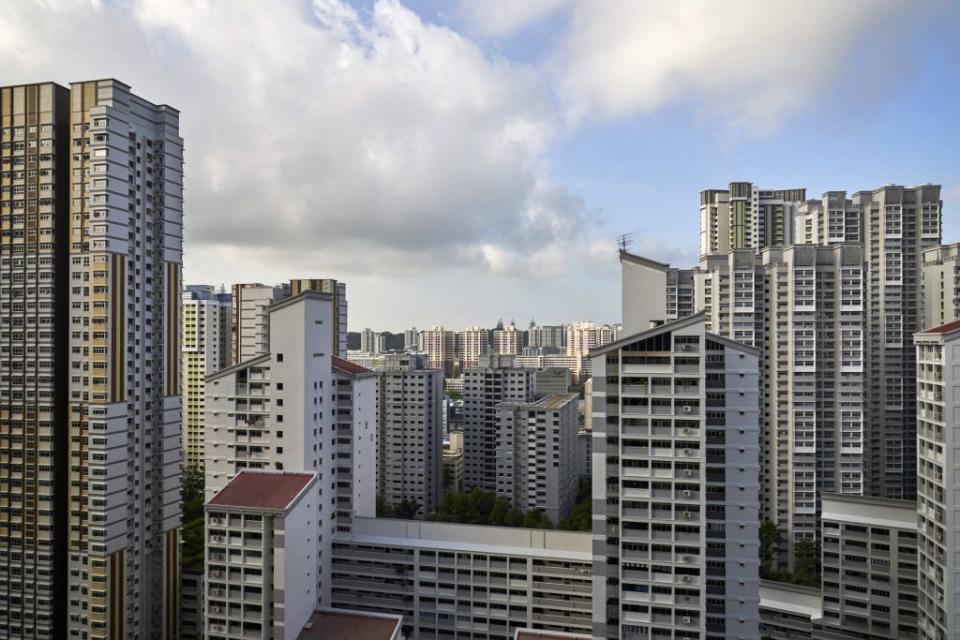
[914,319,960,640]
[205,471,320,640]
[590,314,761,640]
[463,355,535,493]
[378,357,443,515]
[528,323,566,353]
[231,283,286,364]
[289,278,348,357]
[493,321,522,355]
[619,251,696,334]
[921,243,960,330]
[697,245,866,560]
[359,327,378,354]
[699,182,804,257]
[402,327,419,352]
[0,79,183,639]
[331,356,378,532]
[566,321,615,359]
[205,291,338,605]
[421,325,456,376]
[182,285,231,468]
[457,325,489,369]
[495,393,579,524]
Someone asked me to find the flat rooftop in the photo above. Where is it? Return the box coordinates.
[515,631,591,640]
[207,471,315,511]
[533,393,579,409]
[297,609,400,640]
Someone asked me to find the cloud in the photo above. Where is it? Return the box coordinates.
[460,0,571,37]
[0,0,604,286]
[524,0,919,132]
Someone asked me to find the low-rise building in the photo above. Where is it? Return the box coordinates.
[205,471,320,640]
[331,517,593,639]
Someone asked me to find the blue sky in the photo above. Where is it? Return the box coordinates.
[2,0,956,329]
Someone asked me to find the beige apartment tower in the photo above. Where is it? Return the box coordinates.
[0,80,183,639]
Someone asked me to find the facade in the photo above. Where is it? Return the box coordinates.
[758,581,821,640]
[331,356,379,532]
[205,471,320,640]
[379,357,444,515]
[457,325,489,369]
[359,327,379,354]
[589,314,761,640]
[697,245,866,563]
[182,285,231,468]
[289,278,348,358]
[295,609,402,640]
[921,243,960,330]
[577,429,592,481]
[205,291,338,606]
[331,517,593,640]
[495,394,579,524]
[493,321,522,355]
[619,251,696,335]
[515,354,588,383]
[422,325,457,376]
[463,355,535,493]
[403,327,419,352]
[0,80,183,639]
[442,431,464,495]
[820,493,918,638]
[566,321,615,359]
[231,283,287,364]
[180,569,205,640]
[534,367,572,396]
[914,319,960,640]
[528,324,566,353]
[699,182,804,257]
[793,191,863,245]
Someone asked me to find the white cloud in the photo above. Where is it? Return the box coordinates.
[460,0,571,37]
[0,0,606,305]
[543,0,919,131]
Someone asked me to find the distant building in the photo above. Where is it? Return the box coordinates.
[576,429,591,480]
[180,569,205,640]
[463,355,535,492]
[699,181,805,256]
[528,324,566,352]
[403,326,420,352]
[289,278,349,358]
[205,471,320,640]
[231,282,287,363]
[359,327,379,353]
[457,325,489,368]
[619,250,696,334]
[921,243,960,330]
[332,356,379,531]
[495,394,579,524]
[182,285,232,468]
[565,320,615,359]
[442,431,464,495]
[379,357,444,515]
[421,325,457,376]
[493,320,522,355]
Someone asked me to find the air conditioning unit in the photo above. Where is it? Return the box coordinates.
[685,449,694,456]
[681,427,690,435]
[683,555,693,563]
[683,470,693,477]
[681,575,690,583]
[683,512,693,520]
[682,616,692,624]
[682,490,692,497]
[682,406,692,413]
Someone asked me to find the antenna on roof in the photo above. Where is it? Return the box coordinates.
[617,233,634,252]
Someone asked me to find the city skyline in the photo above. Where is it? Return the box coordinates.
[0,1,957,328]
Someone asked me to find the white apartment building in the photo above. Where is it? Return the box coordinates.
[289,279,348,358]
[404,327,419,352]
[921,243,960,330]
[180,569,204,640]
[515,354,589,383]
[696,245,866,564]
[590,314,761,640]
[331,356,379,532]
[379,357,444,515]
[495,394,579,524]
[205,471,320,640]
[793,191,863,245]
[182,285,232,468]
[493,321,522,356]
[359,327,379,354]
[331,518,594,639]
[620,251,696,335]
[422,325,457,376]
[915,319,960,640]
[533,368,572,396]
[205,290,338,605]
[458,325,490,369]
[820,493,918,638]
[566,321,615,359]
[699,182,804,257]
[528,324,566,353]
[463,355,535,493]
[232,283,287,365]
[442,431,464,495]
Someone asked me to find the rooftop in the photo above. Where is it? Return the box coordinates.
[332,355,376,376]
[532,393,579,409]
[920,318,960,335]
[297,609,401,640]
[207,471,316,511]
[515,631,591,640]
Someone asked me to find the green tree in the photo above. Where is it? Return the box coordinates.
[181,465,205,571]
[759,520,780,578]
[393,498,421,519]
[792,538,820,587]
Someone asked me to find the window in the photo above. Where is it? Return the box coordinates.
[276,353,283,362]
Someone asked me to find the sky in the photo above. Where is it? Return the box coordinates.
[1,0,958,330]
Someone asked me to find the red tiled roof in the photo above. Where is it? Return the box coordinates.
[297,610,400,640]
[332,355,375,375]
[922,319,960,334]
[208,471,315,510]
